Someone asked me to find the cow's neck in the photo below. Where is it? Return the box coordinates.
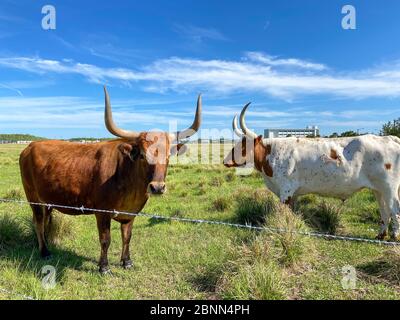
[126,160,151,184]
[111,155,151,211]
[253,139,273,177]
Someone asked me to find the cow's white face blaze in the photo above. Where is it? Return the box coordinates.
[223,137,255,168]
[225,134,270,163]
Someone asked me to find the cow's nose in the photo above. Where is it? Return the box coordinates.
[149,182,166,195]
[223,158,235,167]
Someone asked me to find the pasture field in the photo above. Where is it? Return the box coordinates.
[1,143,400,300]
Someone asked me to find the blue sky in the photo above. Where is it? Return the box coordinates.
[0,0,400,139]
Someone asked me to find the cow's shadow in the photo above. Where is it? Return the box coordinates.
[357,257,400,287]
[1,246,96,284]
[0,223,96,284]
[146,216,171,227]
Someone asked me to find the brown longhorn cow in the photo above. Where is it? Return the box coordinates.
[19,87,202,273]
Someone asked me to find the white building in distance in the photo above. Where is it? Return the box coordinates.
[264,125,320,138]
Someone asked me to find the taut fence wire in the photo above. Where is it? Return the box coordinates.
[1,197,399,246]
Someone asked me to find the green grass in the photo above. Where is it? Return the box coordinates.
[298,199,343,234]
[0,144,399,300]
[234,188,278,225]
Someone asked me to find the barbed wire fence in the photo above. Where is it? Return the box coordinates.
[1,196,400,299]
[1,197,399,245]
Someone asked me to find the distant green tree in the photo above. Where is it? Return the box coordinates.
[329,132,339,138]
[305,134,320,138]
[381,118,400,137]
[0,134,46,142]
[340,131,358,137]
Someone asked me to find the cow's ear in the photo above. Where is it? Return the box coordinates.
[118,143,138,161]
[119,143,132,156]
[171,143,188,156]
[256,135,263,143]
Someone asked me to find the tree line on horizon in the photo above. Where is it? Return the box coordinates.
[1,118,400,142]
[0,134,46,142]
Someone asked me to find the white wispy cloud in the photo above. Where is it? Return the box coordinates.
[318,120,385,128]
[1,95,395,127]
[82,33,148,65]
[0,96,201,130]
[173,24,228,43]
[244,51,327,71]
[1,53,400,99]
[0,56,139,83]
[337,109,400,119]
[0,79,54,97]
[0,83,23,96]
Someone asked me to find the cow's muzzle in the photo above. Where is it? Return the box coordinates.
[223,158,244,168]
[148,182,166,195]
[223,159,236,168]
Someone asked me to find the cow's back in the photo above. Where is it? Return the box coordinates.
[265,135,400,198]
[21,141,102,207]
[19,140,148,214]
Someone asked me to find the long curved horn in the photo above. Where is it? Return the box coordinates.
[232,115,244,137]
[104,86,140,139]
[239,102,258,139]
[170,94,202,141]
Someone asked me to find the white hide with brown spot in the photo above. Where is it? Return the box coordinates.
[258,134,400,238]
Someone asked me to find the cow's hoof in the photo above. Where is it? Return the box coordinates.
[121,260,133,269]
[40,249,52,260]
[376,232,387,240]
[99,266,112,275]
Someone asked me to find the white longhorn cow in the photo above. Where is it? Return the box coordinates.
[223,103,400,240]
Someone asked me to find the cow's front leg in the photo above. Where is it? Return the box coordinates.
[120,219,134,269]
[279,185,296,210]
[391,206,400,241]
[383,191,400,241]
[95,214,112,274]
[283,196,295,209]
[373,190,390,240]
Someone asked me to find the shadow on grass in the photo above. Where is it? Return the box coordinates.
[0,246,96,284]
[356,206,381,225]
[357,250,400,286]
[145,209,186,227]
[0,215,94,283]
[187,267,222,298]
[146,217,171,227]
